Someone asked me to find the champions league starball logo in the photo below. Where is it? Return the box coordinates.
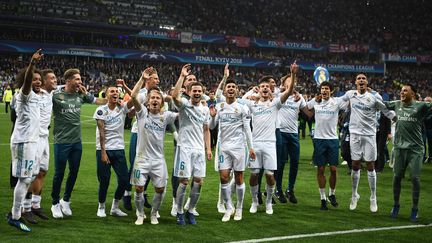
[140,52,167,60]
[313,66,329,85]
[267,60,282,67]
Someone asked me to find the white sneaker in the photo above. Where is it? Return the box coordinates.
[370,198,378,213]
[349,193,360,210]
[189,207,199,216]
[51,203,63,219]
[217,202,226,214]
[156,211,160,219]
[171,199,177,217]
[265,203,273,215]
[110,208,128,217]
[150,215,159,225]
[60,199,72,216]
[184,197,190,211]
[249,202,258,214]
[136,209,146,219]
[341,161,348,165]
[233,208,242,221]
[135,215,144,225]
[222,207,234,222]
[97,207,106,218]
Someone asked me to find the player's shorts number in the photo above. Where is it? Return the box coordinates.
[180,161,185,170]
[219,155,224,163]
[134,169,140,179]
[25,160,33,171]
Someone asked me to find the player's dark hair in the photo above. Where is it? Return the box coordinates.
[15,68,43,89]
[225,79,237,86]
[259,75,274,85]
[41,69,54,80]
[355,73,367,79]
[403,83,417,94]
[320,81,333,91]
[64,68,80,82]
[187,81,204,91]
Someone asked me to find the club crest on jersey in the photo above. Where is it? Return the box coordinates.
[76,97,80,102]
[179,171,184,176]
[97,110,103,116]
[59,94,64,100]
[220,103,225,109]
[367,98,371,102]
[160,117,164,122]
[234,108,238,113]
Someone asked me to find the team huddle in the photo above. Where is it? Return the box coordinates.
[8,50,432,232]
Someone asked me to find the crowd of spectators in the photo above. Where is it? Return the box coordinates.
[1,55,430,101]
[1,0,430,54]
[162,0,432,54]
[0,28,379,65]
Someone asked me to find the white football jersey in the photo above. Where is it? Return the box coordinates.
[240,98,281,142]
[94,103,129,150]
[135,104,177,160]
[11,91,41,143]
[278,95,306,133]
[341,90,395,136]
[176,97,210,149]
[212,101,252,150]
[307,97,347,139]
[39,90,53,137]
[131,88,148,133]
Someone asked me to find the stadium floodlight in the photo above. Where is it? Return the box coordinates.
[159,25,175,30]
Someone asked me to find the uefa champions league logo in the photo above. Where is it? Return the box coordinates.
[267,60,282,67]
[313,66,329,85]
[140,52,167,60]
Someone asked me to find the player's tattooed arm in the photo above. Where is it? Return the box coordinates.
[23,49,43,95]
[97,119,109,164]
[216,63,230,99]
[173,64,191,107]
[280,61,298,104]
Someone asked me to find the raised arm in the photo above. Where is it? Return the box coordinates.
[131,67,153,112]
[172,64,191,107]
[215,63,229,100]
[279,61,298,104]
[117,79,132,95]
[23,49,43,95]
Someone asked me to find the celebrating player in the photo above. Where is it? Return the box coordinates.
[51,68,106,218]
[130,68,178,225]
[7,50,43,232]
[210,74,255,222]
[386,84,432,222]
[340,73,395,213]
[306,81,347,210]
[172,64,212,225]
[242,62,296,215]
[94,86,133,218]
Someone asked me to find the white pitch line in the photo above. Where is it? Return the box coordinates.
[227,224,432,243]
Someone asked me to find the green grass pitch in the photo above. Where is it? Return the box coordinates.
[0,103,431,242]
